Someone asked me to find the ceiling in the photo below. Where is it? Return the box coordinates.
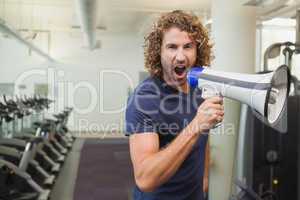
[2,0,300,34]
[2,0,300,54]
[0,0,212,34]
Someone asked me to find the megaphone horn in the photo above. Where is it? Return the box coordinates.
[187,65,290,125]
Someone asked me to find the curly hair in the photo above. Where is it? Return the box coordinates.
[144,10,213,78]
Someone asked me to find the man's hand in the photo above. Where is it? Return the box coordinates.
[190,96,224,133]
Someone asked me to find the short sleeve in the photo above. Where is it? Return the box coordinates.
[125,83,160,136]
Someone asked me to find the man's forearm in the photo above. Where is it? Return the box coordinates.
[203,140,210,193]
[135,121,203,191]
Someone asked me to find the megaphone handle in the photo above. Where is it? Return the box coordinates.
[201,87,222,128]
[201,86,221,99]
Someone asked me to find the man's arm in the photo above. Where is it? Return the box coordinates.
[129,97,223,192]
[203,139,210,193]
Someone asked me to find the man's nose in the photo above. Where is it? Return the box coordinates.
[175,49,186,63]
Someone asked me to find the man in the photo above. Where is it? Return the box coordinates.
[125,10,224,200]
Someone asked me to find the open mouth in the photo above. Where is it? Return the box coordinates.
[174,66,187,76]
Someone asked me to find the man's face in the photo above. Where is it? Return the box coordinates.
[160,27,197,89]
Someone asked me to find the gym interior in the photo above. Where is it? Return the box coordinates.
[0,0,299,200]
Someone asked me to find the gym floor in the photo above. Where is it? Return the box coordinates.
[50,138,135,200]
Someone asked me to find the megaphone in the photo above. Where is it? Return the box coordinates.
[187,65,290,125]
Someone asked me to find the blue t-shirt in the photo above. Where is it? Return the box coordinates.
[125,76,208,200]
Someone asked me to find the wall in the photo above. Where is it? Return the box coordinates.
[0,30,145,133]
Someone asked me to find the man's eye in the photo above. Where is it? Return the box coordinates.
[167,45,177,49]
[184,44,193,49]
